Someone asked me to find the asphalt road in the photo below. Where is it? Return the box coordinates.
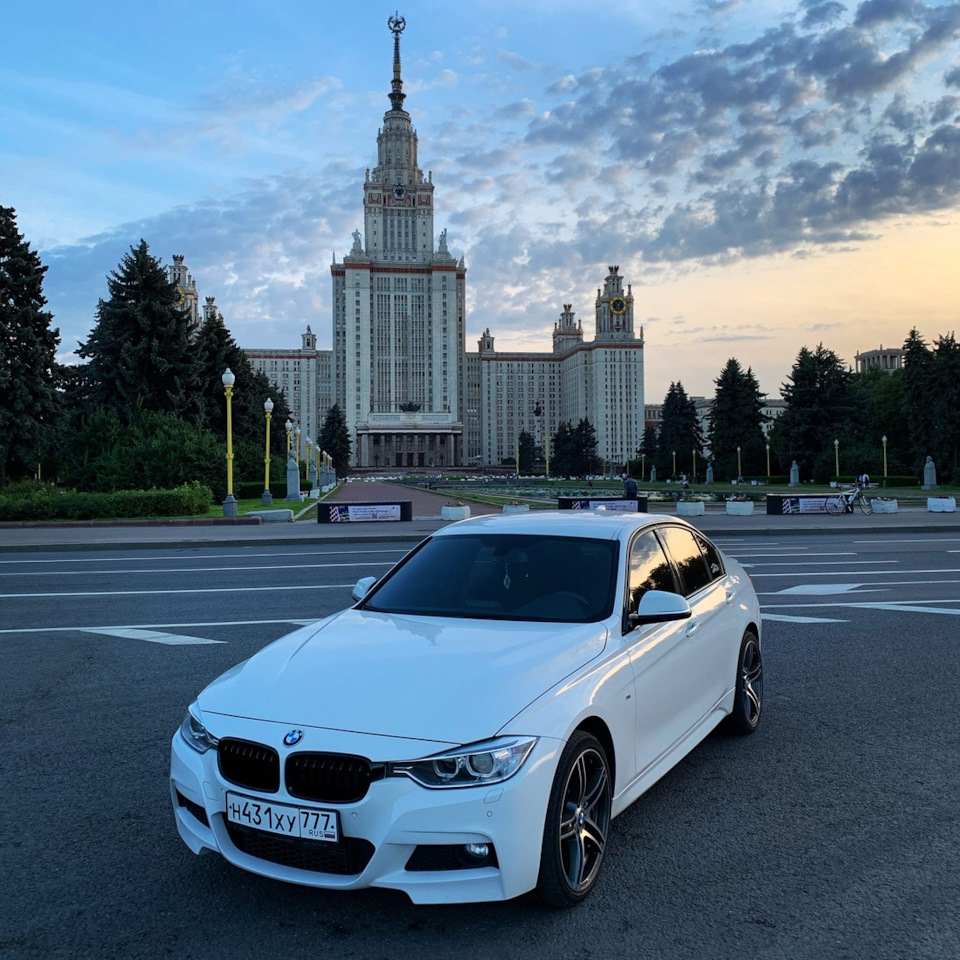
[2,532,959,960]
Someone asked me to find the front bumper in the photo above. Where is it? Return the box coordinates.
[169,723,561,904]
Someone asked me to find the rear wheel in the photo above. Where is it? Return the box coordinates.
[725,630,763,734]
[858,494,873,515]
[534,731,612,907]
[825,495,845,515]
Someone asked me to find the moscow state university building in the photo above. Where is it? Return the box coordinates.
[256,17,644,470]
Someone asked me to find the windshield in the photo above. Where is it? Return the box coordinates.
[361,533,619,622]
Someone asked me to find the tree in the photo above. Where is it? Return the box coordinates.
[774,344,857,481]
[0,206,63,485]
[193,307,290,459]
[517,430,536,475]
[658,382,701,478]
[77,240,201,424]
[900,327,960,482]
[318,403,352,476]
[550,421,575,477]
[708,359,767,480]
[549,418,600,478]
[849,367,908,478]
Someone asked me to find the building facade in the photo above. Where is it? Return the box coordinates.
[246,17,645,470]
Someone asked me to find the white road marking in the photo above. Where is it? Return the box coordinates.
[774,584,866,594]
[730,552,857,558]
[762,599,960,616]
[749,568,960,578]
[0,583,355,599]
[0,618,318,636]
[762,614,849,623]
[742,560,895,567]
[79,627,226,645]
[0,561,392,579]
[0,548,407,566]
[853,539,960,544]
[851,603,960,617]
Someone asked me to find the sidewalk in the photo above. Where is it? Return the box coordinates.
[1,482,958,552]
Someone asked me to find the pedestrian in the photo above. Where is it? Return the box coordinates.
[856,470,870,489]
[681,473,689,490]
[622,473,638,498]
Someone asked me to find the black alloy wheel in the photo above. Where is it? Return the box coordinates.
[535,731,612,907]
[725,629,763,734]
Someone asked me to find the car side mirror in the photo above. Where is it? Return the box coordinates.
[627,590,693,629]
[352,576,377,602]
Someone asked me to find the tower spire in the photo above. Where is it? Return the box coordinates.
[387,13,407,112]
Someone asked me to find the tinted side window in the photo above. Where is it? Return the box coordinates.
[698,535,724,580]
[627,531,676,612]
[657,526,713,597]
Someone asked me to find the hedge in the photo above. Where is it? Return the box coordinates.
[0,483,214,521]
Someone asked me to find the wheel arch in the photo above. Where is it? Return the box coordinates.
[571,716,616,791]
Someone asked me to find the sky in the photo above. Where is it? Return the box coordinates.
[3,0,959,404]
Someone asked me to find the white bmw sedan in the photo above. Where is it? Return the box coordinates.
[170,511,762,906]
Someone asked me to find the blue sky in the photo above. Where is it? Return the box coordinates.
[3,0,959,402]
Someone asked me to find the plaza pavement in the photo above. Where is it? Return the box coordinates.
[1,481,958,553]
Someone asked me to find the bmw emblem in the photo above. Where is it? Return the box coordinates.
[283,729,304,747]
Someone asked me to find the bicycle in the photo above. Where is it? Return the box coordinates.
[825,483,873,516]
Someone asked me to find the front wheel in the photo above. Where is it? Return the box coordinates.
[724,630,763,734]
[825,495,845,515]
[859,495,873,515]
[534,732,612,907]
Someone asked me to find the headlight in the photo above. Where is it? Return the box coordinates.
[390,737,537,789]
[179,704,218,754]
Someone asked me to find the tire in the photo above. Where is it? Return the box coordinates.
[534,731,612,907]
[725,630,763,735]
[858,495,873,516]
[825,495,845,515]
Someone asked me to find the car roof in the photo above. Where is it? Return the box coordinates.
[431,509,695,542]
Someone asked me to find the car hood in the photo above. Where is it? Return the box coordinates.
[198,608,607,745]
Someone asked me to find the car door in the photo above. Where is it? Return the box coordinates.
[655,524,738,720]
[622,528,705,777]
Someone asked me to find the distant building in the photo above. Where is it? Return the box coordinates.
[855,345,902,374]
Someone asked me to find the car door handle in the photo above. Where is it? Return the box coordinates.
[725,589,736,605]
[685,619,701,638]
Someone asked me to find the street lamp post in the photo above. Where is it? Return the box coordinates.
[672,450,676,477]
[285,419,292,455]
[294,426,301,466]
[882,435,888,486]
[766,443,771,480]
[834,438,840,479]
[221,368,237,517]
[641,453,645,481]
[692,448,697,482]
[262,398,274,506]
[736,445,742,483]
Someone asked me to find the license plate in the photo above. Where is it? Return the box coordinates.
[225,792,339,842]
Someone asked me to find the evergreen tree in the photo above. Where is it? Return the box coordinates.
[193,308,290,458]
[708,359,768,480]
[318,403,352,476]
[658,382,701,478]
[550,421,575,477]
[0,206,63,485]
[571,418,601,478]
[517,430,535,475]
[775,344,857,481]
[77,240,201,424]
[849,367,908,478]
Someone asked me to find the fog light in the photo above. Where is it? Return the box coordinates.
[464,842,489,860]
